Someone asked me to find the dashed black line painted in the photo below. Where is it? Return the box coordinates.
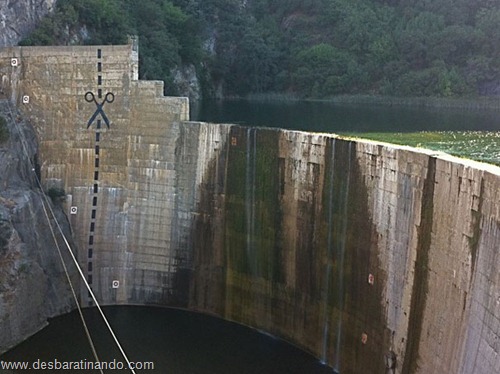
[85,48,109,306]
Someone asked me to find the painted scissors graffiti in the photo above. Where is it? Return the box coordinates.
[85,91,114,128]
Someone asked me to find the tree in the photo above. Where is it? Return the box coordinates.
[291,43,359,97]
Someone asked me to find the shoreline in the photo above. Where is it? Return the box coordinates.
[222,93,500,110]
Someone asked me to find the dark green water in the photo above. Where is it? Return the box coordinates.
[192,99,500,164]
[191,99,500,133]
[2,306,334,373]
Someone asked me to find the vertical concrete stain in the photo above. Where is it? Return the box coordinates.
[468,177,484,284]
[321,138,336,365]
[402,156,436,374]
[334,141,351,372]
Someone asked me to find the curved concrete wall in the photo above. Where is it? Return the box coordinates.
[1,43,500,374]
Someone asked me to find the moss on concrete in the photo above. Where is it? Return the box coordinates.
[224,127,282,281]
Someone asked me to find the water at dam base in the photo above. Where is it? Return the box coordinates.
[2,306,336,374]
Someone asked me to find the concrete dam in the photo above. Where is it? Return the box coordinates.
[1,41,500,374]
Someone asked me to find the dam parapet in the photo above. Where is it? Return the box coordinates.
[1,41,500,373]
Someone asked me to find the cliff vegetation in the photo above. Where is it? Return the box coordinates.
[19,0,500,99]
[0,115,8,143]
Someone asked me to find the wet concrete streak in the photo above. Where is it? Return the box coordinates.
[402,157,436,374]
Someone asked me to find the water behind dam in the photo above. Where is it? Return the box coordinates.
[191,98,500,133]
[2,306,335,373]
[191,98,500,164]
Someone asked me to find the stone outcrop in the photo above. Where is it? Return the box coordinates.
[0,100,76,353]
[0,0,56,47]
[171,64,201,101]
[1,42,500,373]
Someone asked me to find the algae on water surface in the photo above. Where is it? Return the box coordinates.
[343,131,500,165]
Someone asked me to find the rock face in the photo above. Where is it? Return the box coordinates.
[0,100,76,353]
[0,0,56,47]
[1,43,500,373]
[171,64,201,101]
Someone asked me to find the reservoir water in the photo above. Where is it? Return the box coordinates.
[191,99,500,164]
[2,306,335,373]
[191,99,500,132]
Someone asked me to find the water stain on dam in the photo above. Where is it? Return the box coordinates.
[189,127,390,373]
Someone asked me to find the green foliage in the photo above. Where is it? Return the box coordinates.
[292,43,360,97]
[20,0,129,46]
[0,220,11,252]
[20,0,500,99]
[0,116,8,143]
[47,187,66,204]
[395,60,470,97]
[20,0,201,95]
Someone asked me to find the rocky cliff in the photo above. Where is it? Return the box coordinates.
[0,100,76,353]
[0,0,56,47]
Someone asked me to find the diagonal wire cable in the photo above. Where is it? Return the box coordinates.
[38,193,105,374]
[4,101,136,373]
[3,102,103,372]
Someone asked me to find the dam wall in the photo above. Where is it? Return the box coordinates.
[1,42,500,373]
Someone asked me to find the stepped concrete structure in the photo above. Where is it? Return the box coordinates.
[1,40,500,374]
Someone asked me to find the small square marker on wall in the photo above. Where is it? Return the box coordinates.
[70,206,78,215]
[22,95,29,104]
[112,280,120,289]
[11,58,18,67]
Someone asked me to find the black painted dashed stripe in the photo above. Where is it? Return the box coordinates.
[87,48,104,305]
